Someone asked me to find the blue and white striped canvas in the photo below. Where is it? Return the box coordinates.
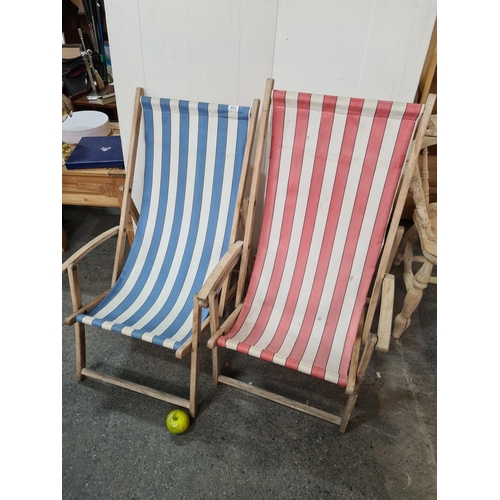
[77,97,251,351]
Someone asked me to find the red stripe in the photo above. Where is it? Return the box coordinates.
[260,95,337,363]
[310,101,392,380]
[218,90,287,349]
[336,103,422,384]
[284,98,364,372]
[239,92,311,353]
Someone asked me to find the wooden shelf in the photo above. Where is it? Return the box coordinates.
[71,85,118,121]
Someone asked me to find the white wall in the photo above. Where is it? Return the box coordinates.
[272,0,436,99]
[104,0,436,214]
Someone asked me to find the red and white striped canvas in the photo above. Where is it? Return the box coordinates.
[218,90,422,386]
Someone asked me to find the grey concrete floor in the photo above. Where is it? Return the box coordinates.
[62,205,437,500]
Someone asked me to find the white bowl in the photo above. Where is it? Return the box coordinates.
[62,110,112,144]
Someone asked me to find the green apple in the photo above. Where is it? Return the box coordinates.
[166,409,190,434]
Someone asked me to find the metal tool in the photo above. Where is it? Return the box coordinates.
[78,28,98,97]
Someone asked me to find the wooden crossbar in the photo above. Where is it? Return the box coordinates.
[81,368,190,410]
[217,375,342,425]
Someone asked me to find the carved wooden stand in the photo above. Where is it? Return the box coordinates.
[393,115,437,339]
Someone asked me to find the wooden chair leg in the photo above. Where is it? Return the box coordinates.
[212,346,221,385]
[189,343,200,418]
[189,295,202,418]
[386,226,405,273]
[74,323,86,381]
[207,290,222,387]
[394,225,418,266]
[340,333,377,433]
[63,226,69,252]
[376,274,395,352]
[401,238,417,292]
[393,259,433,338]
[68,263,86,380]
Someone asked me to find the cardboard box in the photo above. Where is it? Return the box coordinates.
[62,44,81,59]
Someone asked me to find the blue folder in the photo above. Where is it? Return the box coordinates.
[65,135,125,170]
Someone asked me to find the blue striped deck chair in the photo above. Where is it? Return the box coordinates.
[198,78,436,432]
[63,86,264,417]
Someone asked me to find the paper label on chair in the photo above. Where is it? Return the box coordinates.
[228,105,239,112]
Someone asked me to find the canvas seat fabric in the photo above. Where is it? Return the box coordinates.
[218,90,422,385]
[77,97,250,351]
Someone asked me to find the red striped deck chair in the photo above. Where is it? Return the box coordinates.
[198,78,436,432]
[62,87,265,417]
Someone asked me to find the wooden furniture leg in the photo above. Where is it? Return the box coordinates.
[394,225,418,266]
[68,263,86,381]
[63,227,69,252]
[339,334,378,433]
[189,294,202,418]
[393,259,434,338]
[208,291,222,385]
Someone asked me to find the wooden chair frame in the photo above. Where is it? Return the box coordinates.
[62,87,261,417]
[197,78,437,432]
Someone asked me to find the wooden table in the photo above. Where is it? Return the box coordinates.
[62,122,138,250]
[62,165,138,249]
[71,84,118,121]
[62,164,127,208]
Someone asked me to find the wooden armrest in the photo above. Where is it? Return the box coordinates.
[62,226,119,274]
[197,241,244,306]
[207,303,243,349]
[376,274,395,352]
[64,289,110,326]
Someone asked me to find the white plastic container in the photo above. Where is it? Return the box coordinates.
[62,110,112,144]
